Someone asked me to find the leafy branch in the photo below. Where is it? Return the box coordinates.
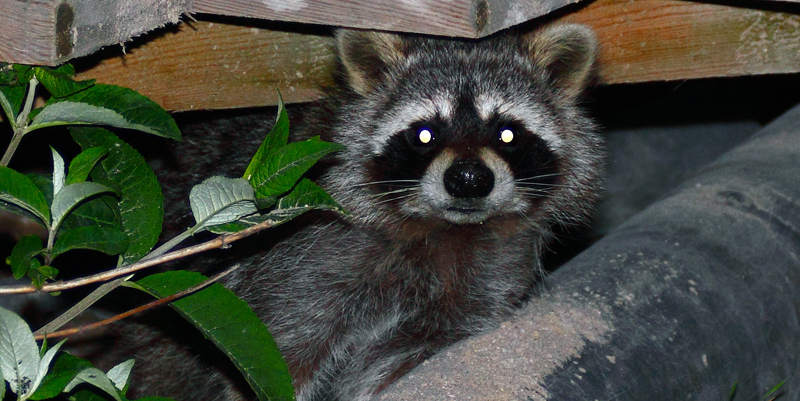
[1,63,180,166]
[2,63,343,401]
[33,263,241,341]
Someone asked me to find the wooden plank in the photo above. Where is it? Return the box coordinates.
[0,0,58,65]
[192,0,585,38]
[563,0,800,83]
[0,0,591,66]
[192,0,478,37]
[73,0,800,112]
[0,0,190,66]
[2,0,799,66]
[75,22,335,111]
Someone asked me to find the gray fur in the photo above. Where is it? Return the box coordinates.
[123,23,603,401]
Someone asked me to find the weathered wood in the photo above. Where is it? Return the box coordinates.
[0,0,58,65]
[3,0,799,66]
[0,0,591,66]
[563,0,800,83]
[0,0,189,66]
[74,0,800,112]
[75,22,334,111]
[192,0,585,38]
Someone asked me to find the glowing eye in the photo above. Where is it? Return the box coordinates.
[418,128,433,144]
[500,128,515,144]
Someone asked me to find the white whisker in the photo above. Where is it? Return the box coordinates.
[354,179,420,188]
[368,187,419,200]
[515,172,562,182]
[373,193,419,206]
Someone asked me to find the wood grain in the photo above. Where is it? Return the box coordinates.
[564,0,800,83]
[1,0,585,66]
[193,0,478,37]
[193,0,585,37]
[72,0,800,111]
[75,22,335,111]
[0,0,189,66]
[0,0,57,64]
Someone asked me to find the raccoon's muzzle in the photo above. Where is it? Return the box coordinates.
[443,158,495,198]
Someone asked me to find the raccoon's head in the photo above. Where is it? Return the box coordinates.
[323,24,603,239]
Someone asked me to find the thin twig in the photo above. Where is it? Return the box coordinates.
[35,264,240,341]
[2,77,39,166]
[0,217,276,295]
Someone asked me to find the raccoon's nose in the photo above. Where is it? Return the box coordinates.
[443,159,495,198]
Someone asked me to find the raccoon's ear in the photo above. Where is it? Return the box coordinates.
[336,29,408,95]
[523,24,598,102]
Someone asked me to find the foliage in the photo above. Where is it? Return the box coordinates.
[0,306,135,401]
[1,63,344,400]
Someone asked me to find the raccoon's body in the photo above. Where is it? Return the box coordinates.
[122,24,603,401]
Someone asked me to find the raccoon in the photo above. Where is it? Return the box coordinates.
[121,23,603,401]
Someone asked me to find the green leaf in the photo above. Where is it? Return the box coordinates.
[53,64,77,77]
[729,382,737,400]
[51,226,129,259]
[31,339,67,400]
[61,195,121,231]
[30,352,92,400]
[0,62,20,85]
[51,147,66,196]
[7,235,44,279]
[135,271,295,401]
[64,368,123,401]
[0,166,50,227]
[71,127,163,264]
[0,84,26,124]
[760,380,786,401]
[0,307,40,397]
[207,178,343,234]
[106,359,134,392]
[0,174,51,227]
[50,181,116,234]
[276,178,343,213]
[13,65,34,83]
[71,388,123,401]
[27,260,58,288]
[189,176,258,232]
[0,359,4,401]
[243,95,289,181]
[27,174,53,205]
[249,137,344,204]
[33,66,94,98]
[66,147,108,185]
[31,84,181,140]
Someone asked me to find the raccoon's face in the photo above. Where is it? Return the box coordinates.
[367,91,560,226]
[326,24,602,236]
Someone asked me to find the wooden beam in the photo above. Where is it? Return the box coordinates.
[3,0,798,67]
[73,0,800,112]
[563,0,800,83]
[0,0,57,65]
[0,0,592,66]
[75,22,334,111]
[192,0,585,38]
[0,0,189,66]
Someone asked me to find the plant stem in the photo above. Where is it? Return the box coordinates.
[34,276,130,336]
[32,225,201,335]
[17,77,38,127]
[0,128,25,166]
[34,264,240,341]
[26,216,278,335]
[148,226,197,258]
[1,76,38,166]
